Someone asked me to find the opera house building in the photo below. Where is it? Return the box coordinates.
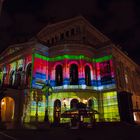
[0,16,140,126]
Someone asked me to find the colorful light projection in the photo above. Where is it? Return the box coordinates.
[30,90,46,122]
[34,53,93,62]
[34,53,112,63]
[96,59,115,90]
[8,57,30,87]
[9,61,18,86]
[25,55,32,68]
[48,92,99,123]
[0,55,32,87]
[17,59,24,69]
[33,53,115,90]
[103,91,120,122]
[32,54,48,89]
[2,65,9,85]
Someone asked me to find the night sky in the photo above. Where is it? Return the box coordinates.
[0,0,140,64]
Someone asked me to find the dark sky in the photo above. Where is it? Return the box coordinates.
[0,0,140,64]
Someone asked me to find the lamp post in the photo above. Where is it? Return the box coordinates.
[34,91,38,123]
[42,83,53,122]
[32,90,43,123]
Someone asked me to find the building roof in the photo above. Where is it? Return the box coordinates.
[37,16,110,45]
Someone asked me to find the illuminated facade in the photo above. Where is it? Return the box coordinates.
[0,16,140,125]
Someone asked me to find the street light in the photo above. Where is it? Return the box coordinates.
[33,90,42,122]
[42,83,53,122]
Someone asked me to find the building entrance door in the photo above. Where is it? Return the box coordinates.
[53,99,61,124]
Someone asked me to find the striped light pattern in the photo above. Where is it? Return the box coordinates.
[0,55,32,86]
[103,91,120,121]
[32,53,115,90]
[32,56,48,89]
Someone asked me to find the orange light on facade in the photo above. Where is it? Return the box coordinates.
[133,113,137,121]
[1,100,5,105]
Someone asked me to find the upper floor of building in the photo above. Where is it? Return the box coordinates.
[0,16,139,95]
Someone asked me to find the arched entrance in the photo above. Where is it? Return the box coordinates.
[53,99,61,124]
[1,97,15,122]
[70,99,79,109]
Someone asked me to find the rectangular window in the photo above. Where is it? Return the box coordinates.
[103,91,120,122]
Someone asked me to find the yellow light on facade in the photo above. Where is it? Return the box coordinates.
[1,100,5,105]
[133,113,137,121]
[63,98,66,104]
[83,99,87,104]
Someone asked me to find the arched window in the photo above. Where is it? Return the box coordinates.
[71,28,75,35]
[70,64,78,85]
[70,99,79,109]
[26,63,32,88]
[54,99,61,124]
[2,73,7,86]
[55,65,63,86]
[15,67,22,88]
[9,71,15,87]
[66,31,69,37]
[85,65,91,86]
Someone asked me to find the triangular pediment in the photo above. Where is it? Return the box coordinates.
[37,16,110,47]
[0,41,35,62]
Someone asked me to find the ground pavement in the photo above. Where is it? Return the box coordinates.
[0,123,140,140]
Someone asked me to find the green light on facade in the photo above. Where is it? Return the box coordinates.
[34,53,112,63]
[95,55,112,63]
[34,53,49,61]
[0,71,3,83]
[103,91,120,122]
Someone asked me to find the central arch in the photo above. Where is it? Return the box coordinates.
[55,65,63,86]
[85,65,91,86]
[88,99,94,109]
[70,64,78,85]
[70,99,79,109]
[1,97,15,122]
